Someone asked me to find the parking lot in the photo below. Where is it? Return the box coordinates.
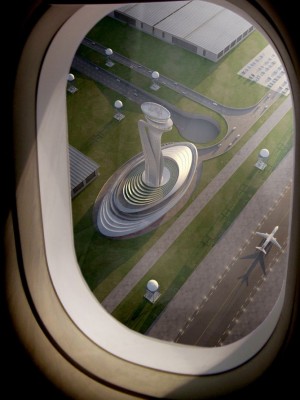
[238,44,290,96]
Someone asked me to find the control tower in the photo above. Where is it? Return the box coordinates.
[95,102,198,238]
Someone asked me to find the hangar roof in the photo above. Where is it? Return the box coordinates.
[69,145,99,190]
[117,1,252,54]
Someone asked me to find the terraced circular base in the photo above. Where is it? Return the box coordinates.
[116,158,178,211]
[96,142,198,238]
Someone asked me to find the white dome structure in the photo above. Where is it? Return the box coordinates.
[114,100,123,109]
[67,73,75,81]
[113,100,124,121]
[147,279,159,292]
[259,148,270,159]
[255,148,270,170]
[105,48,114,67]
[151,71,159,79]
[150,71,160,91]
[145,279,161,303]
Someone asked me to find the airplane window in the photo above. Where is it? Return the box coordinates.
[68,0,294,349]
[7,1,299,399]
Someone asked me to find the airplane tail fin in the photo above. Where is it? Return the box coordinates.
[256,246,266,254]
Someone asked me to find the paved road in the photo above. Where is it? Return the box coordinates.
[74,40,283,155]
[72,54,221,143]
[82,37,270,116]
[147,150,292,343]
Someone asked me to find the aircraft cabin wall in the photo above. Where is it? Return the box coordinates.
[2,1,300,399]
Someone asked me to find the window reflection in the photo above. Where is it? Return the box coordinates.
[68,1,293,347]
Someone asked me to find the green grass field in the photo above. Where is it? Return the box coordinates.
[68,15,294,334]
[84,17,269,108]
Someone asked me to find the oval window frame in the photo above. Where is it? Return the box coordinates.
[7,1,300,398]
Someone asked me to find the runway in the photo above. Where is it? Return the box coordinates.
[174,183,291,346]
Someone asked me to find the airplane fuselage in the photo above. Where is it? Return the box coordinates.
[263,225,278,247]
[255,226,281,254]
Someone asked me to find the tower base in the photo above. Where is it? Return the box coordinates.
[95,142,198,238]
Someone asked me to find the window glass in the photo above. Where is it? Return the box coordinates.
[67,0,294,347]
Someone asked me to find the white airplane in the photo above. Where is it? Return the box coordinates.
[255,225,282,254]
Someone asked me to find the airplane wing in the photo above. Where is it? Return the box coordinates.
[271,238,282,249]
[255,232,269,239]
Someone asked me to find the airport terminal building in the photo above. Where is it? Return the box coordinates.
[112,1,254,62]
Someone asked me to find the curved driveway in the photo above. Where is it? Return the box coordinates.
[75,38,283,154]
